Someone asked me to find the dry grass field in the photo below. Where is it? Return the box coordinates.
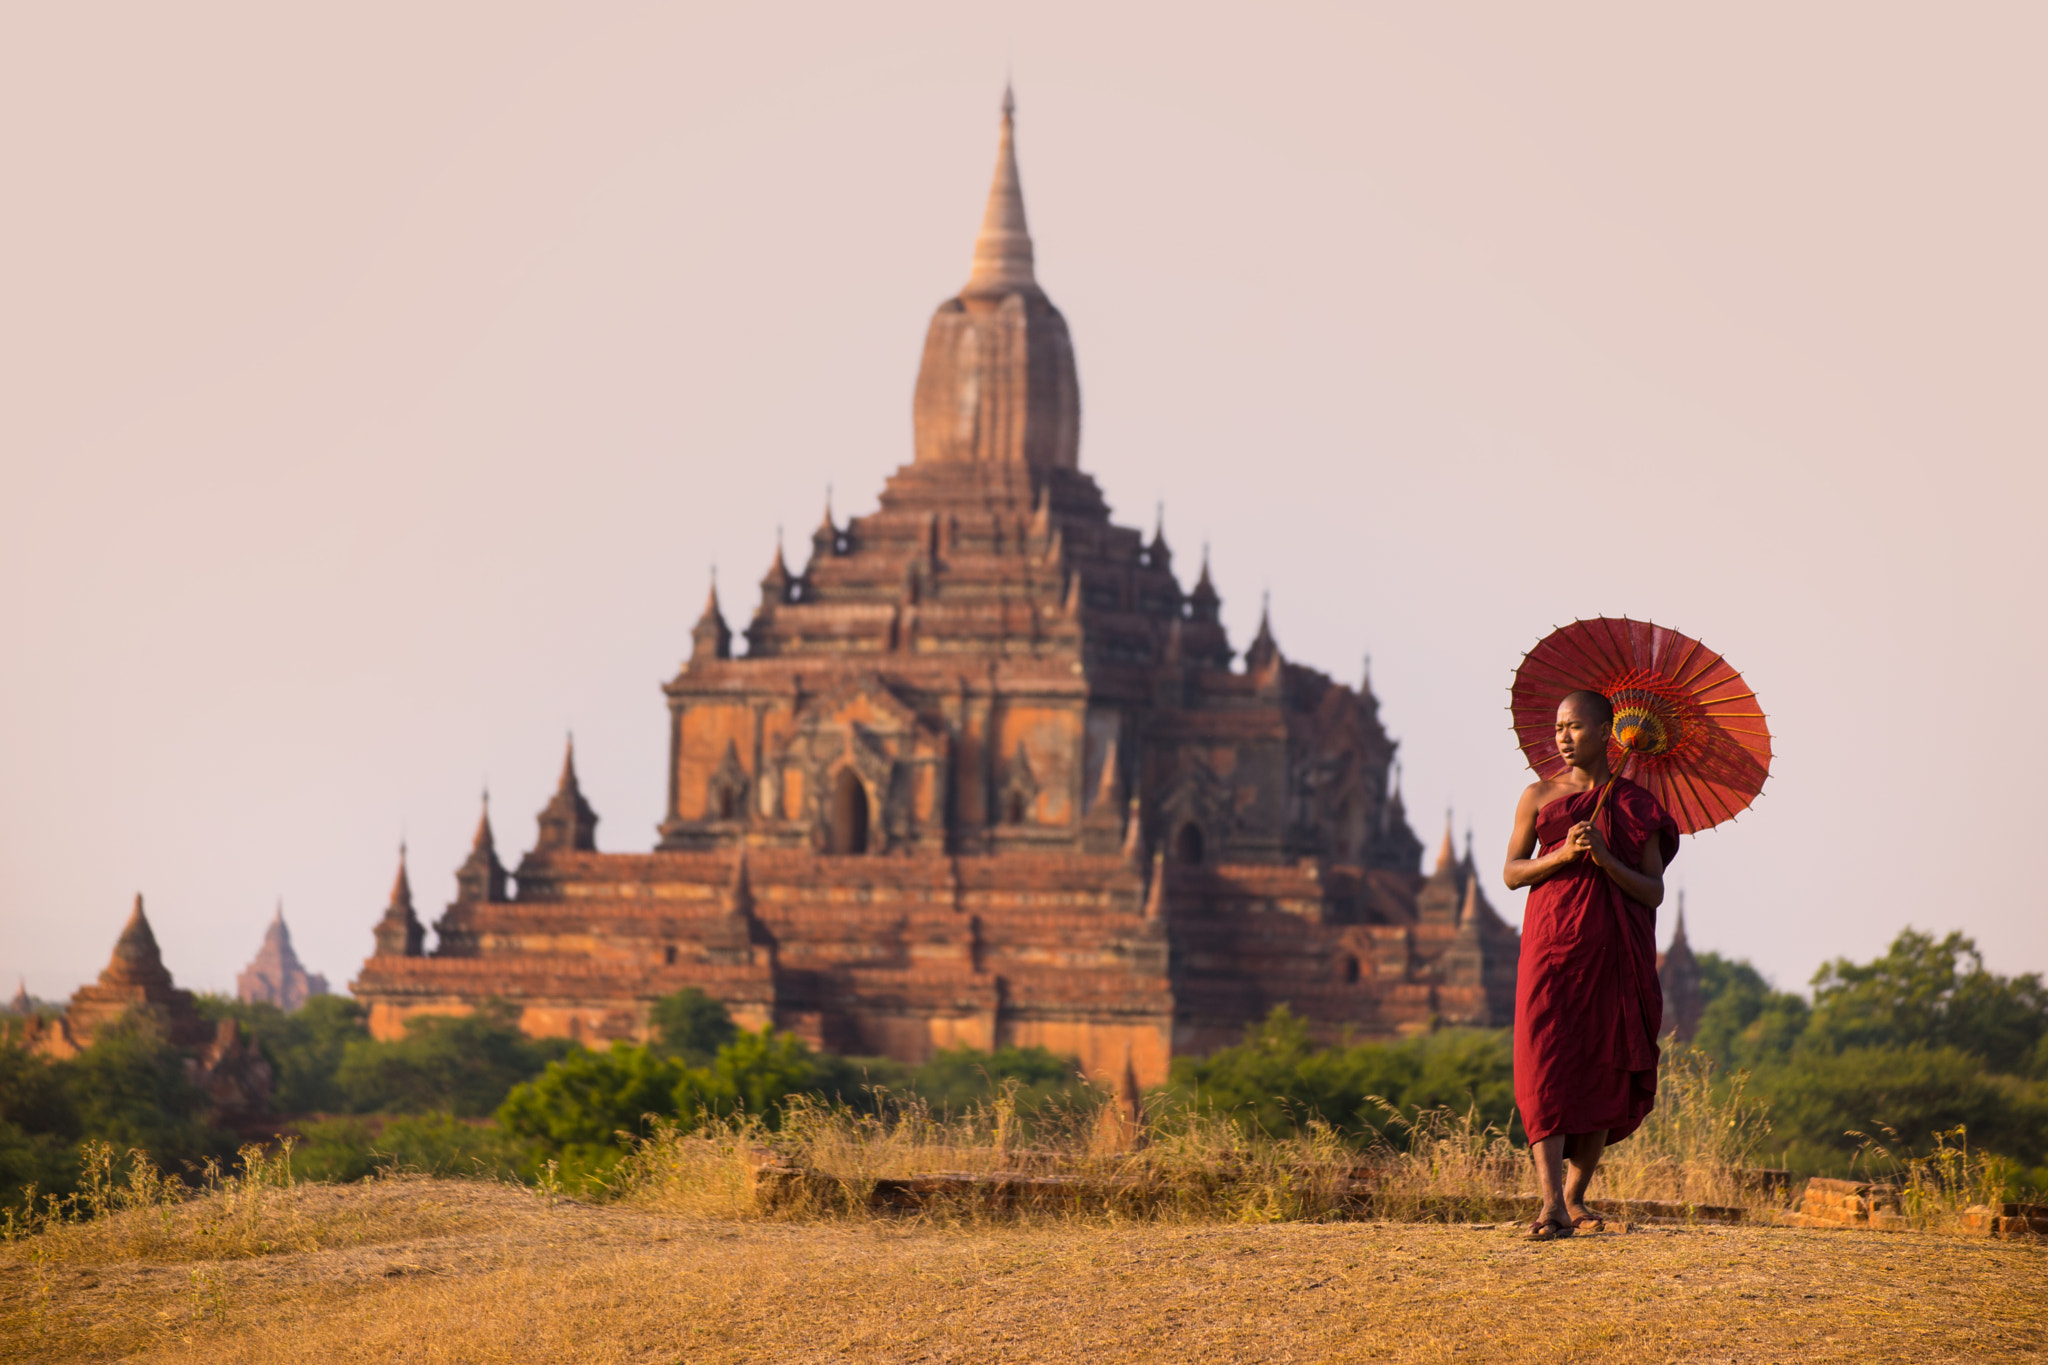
[2,1175,2043,1365]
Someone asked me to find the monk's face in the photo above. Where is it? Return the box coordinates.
[1554,697,1611,772]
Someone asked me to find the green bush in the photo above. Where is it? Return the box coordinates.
[290,1113,530,1183]
[904,1044,1084,1114]
[496,1042,690,1176]
[1171,1007,1517,1139]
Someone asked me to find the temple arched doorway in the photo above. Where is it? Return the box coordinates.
[830,769,870,855]
[1174,821,1205,865]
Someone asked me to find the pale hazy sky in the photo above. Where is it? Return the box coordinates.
[3,4,2043,1005]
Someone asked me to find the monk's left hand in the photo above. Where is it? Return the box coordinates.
[1581,822,1613,867]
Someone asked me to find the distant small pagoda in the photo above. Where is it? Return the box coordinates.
[27,896,273,1123]
[236,902,330,1011]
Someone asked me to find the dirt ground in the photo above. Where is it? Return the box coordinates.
[2,1179,2042,1364]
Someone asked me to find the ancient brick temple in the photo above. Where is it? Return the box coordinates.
[352,93,1520,1084]
[29,897,274,1122]
[236,904,330,1011]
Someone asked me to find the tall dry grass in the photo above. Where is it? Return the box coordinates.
[0,1137,506,1269]
[1847,1123,2032,1232]
[1,1139,313,1263]
[611,1050,1784,1225]
[610,1086,1366,1223]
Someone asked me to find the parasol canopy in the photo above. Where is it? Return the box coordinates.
[1511,617,1771,835]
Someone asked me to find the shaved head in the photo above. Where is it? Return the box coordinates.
[1560,690,1613,728]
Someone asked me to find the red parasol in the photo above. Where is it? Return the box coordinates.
[1511,617,1771,835]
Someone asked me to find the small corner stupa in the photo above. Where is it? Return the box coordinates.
[30,894,210,1057]
[236,901,331,1011]
[31,896,275,1122]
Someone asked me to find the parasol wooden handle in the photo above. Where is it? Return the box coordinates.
[1586,742,1634,832]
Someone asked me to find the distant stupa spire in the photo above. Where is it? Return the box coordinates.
[237,900,330,1010]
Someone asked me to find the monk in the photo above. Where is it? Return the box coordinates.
[1503,689,1679,1240]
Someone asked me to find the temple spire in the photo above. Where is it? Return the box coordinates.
[727,848,755,916]
[457,791,507,903]
[375,846,426,957]
[1143,849,1167,921]
[691,572,732,662]
[102,893,174,988]
[1244,593,1280,673]
[1188,545,1221,624]
[535,736,600,853]
[390,845,413,912]
[1433,811,1456,875]
[472,791,496,854]
[759,530,791,609]
[911,87,1078,471]
[1122,794,1146,870]
[965,84,1035,295]
[1146,503,1172,573]
[809,491,841,565]
[1093,737,1124,810]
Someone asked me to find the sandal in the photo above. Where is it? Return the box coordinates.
[1524,1218,1574,1241]
[1571,1215,1606,1233]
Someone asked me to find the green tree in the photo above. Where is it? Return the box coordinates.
[1807,930,2048,1074]
[647,989,739,1067]
[196,993,370,1113]
[0,1037,76,1138]
[0,1038,81,1204]
[335,1005,575,1116]
[54,1011,228,1168]
[1691,952,1810,1069]
[1752,1045,2048,1172]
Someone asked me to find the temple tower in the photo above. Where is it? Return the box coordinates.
[911,87,1080,474]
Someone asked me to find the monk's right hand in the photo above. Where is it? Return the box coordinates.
[1563,820,1594,861]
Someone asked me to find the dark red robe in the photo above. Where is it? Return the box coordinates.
[1513,778,1680,1148]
